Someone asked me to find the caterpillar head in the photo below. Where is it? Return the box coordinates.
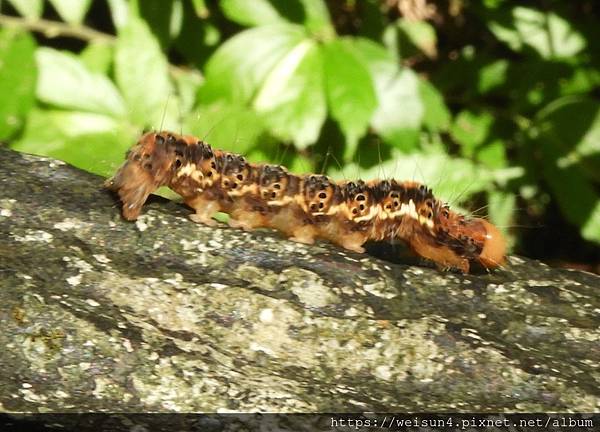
[464,218,506,269]
[105,132,175,220]
[436,204,506,269]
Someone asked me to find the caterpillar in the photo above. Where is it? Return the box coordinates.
[105,131,506,273]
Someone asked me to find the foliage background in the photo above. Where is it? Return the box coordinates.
[1,0,599,269]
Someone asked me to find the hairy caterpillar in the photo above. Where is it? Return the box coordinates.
[105,131,506,273]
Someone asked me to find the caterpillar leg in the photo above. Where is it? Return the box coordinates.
[319,221,368,254]
[228,215,262,231]
[228,206,268,231]
[189,213,217,226]
[410,235,470,273]
[289,225,318,245]
[228,217,254,231]
[339,234,366,254]
[186,196,220,227]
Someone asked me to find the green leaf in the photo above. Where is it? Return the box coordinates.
[540,142,600,244]
[173,70,204,120]
[48,0,92,24]
[79,42,114,75]
[372,68,423,149]
[396,19,437,58]
[285,153,315,174]
[254,40,326,149]
[477,59,508,94]
[487,190,515,249]
[191,0,209,18]
[322,38,377,159]
[220,0,285,27]
[352,39,423,151]
[200,24,306,104]
[0,28,37,140]
[244,148,270,165]
[483,0,506,8]
[477,141,507,169]
[138,0,184,48]
[36,47,126,117]
[219,0,333,37]
[506,61,586,112]
[174,1,220,69]
[237,138,313,171]
[536,97,600,181]
[536,97,600,243]
[489,7,586,59]
[559,67,600,96]
[419,79,450,132]
[487,190,515,227]
[450,110,494,157]
[491,166,524,186]
[171,0,184,38]
[12,109,133,177]
[115,16,173,127]
[107,0,130,29]
[299,0,335,39]
[183,101,265,156]
[6,0,43,19]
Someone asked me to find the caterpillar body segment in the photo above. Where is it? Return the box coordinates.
[106,131,507,273]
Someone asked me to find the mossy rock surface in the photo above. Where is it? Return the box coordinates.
[1,147,599,413]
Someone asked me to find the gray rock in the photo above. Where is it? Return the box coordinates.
[1,147,599,414]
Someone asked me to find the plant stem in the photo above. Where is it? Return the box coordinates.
[0,13,115,44]
[0,13,195,79]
